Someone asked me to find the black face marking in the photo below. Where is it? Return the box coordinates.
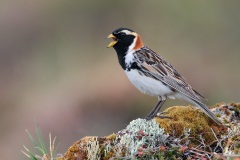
[110,28,136,70]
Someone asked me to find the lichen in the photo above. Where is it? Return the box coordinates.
[86,137,100,160]
[114,118,168,157]
[60,103,240,160]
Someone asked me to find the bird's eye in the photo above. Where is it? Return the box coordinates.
[119,33,126,38]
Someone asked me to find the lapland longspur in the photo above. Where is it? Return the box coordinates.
[107,28,221,125]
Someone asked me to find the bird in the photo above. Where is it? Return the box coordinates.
[107,27,221,125]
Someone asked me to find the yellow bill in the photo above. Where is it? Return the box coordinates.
[107,34,117,48]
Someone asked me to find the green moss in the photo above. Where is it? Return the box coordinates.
[102,149,114,160]
[61,103,240,160]
[231,103,240,115]
[155,105,225,147]
[106,134,116,140]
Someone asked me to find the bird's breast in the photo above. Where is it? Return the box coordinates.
[125,69,173,96]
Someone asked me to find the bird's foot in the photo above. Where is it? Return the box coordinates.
[157,111,168,116]
[156,111,172,119]
[155,115,172,119]
[145,112,171,120]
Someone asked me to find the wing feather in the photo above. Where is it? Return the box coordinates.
[133,46,205,102]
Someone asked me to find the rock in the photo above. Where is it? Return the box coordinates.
[58,103,240,160]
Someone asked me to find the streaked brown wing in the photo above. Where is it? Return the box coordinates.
[133,46,205,102]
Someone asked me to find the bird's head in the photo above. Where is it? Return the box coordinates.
[107,28,144,53]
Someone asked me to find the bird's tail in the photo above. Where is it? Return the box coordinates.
[191,99,222,125]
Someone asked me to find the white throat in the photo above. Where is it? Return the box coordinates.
[124,37,137,68]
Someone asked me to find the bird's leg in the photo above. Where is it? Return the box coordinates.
[145,96,166,120]
[145,100,162,120]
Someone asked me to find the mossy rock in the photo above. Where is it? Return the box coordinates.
[155,105,227,147]
[59,135,117,160]
[59,103,240,160]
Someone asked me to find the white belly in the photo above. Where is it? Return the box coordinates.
[125,69,173,96]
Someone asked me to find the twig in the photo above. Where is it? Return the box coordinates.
[210,128,223,152]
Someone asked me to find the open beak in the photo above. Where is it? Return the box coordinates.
[107,34,117,48]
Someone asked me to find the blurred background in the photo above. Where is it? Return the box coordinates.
[0,0,239,159]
